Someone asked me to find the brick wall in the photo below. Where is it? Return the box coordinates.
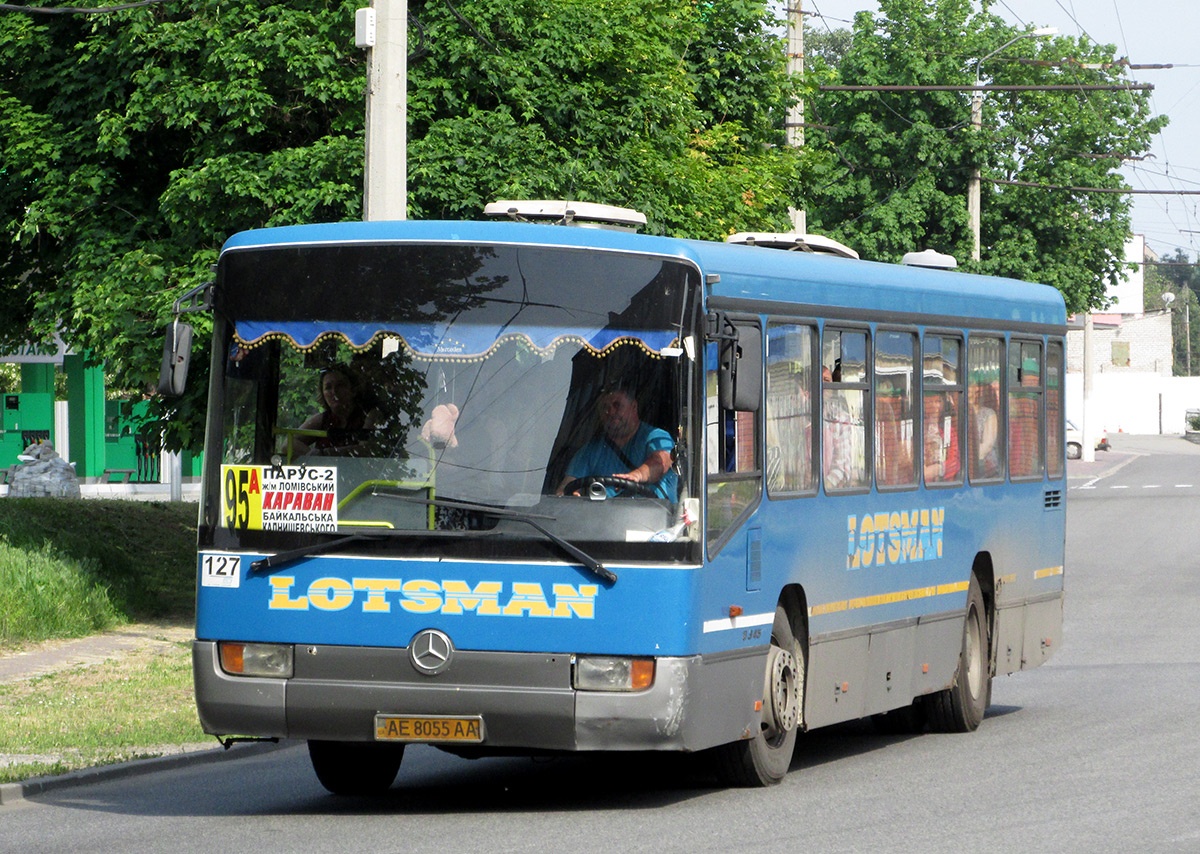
[1066,311,1173,377]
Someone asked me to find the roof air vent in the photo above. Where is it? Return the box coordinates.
[726,232,859,260]
[901,249,958,269]
[484,200,646,231]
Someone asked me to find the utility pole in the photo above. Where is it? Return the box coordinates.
[361,0,408,222]
[968,90,982,261]
[785,2,806,234]
[967,27,1057,261]
[1083,311,1095,462]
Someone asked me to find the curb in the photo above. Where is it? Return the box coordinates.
[0,740,289,806]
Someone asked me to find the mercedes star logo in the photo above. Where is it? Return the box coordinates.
[409,629,454,675]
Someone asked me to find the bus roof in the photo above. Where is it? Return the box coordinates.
[220,220,1066,330]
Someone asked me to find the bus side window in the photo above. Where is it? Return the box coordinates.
[922,333,963,486]
[967,336,1004,481]
[1046,340,1065,478]
[765,322,816,495]
[705,340,761,546]
[822,328,870,492]
[1008,340,1044,479]
[876,330,917,488]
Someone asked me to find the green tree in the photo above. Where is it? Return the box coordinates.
[0,0,808,447]
[800,0,1165,312]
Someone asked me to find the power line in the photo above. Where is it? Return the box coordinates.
[0,0,166,13]
[821,83,1152,92]
[987,178,1200,195]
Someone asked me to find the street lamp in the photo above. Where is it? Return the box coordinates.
[967,26,1058,261]
[1162,292,1191,375]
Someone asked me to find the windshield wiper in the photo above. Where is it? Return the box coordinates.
[249,533,388,575]
[380,494,617,585]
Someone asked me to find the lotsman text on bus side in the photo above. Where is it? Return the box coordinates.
[847,507,944,569]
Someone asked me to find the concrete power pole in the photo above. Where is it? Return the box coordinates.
[361,0,408,222]
[786,2,806,234]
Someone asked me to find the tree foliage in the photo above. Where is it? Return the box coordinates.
[0,0,807,447]
[800,0,1166,312]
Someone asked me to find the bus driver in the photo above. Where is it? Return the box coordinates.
[557,384,677,500]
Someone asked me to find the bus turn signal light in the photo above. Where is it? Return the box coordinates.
[573,655,655,692]
[219,641,294,678]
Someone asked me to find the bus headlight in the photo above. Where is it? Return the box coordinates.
[219,642,294,678]
[573,656,655,692]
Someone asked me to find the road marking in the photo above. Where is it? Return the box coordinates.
[1176,484,1194,488]
[1143,485,1161,489]
[1111,485,1128,489]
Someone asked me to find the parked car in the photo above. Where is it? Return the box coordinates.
[1065,419,1110,460]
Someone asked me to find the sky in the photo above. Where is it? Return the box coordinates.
[800,0,1200,260]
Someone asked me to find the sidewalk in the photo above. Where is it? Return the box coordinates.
[0,482,201,501]
[0,622,193,682]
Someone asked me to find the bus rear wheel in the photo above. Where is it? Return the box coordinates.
[713,604,804,787]
[924,576,989,732]
[308,740,405,795]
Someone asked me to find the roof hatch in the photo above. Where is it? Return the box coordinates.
[484,200,647,231]
[725,232,859,259]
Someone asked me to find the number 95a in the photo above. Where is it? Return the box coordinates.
[224,467,251,531]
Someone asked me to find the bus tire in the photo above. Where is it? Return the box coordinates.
[924,576,989,733]
[308,740,404,795]
[712,604,804,787]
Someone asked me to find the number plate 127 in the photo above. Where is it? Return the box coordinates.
[201,553,242,588]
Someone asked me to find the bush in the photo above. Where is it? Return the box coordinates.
[0,539,122,643]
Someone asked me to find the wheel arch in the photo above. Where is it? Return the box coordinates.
[971,551,996,673]
[777,583,809,644]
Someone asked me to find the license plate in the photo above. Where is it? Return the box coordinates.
[374,714,484,743]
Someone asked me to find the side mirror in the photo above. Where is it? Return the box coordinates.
[157,321,193,397]
[718,322,762,412]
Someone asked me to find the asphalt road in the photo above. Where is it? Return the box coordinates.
[4,433,1198,854]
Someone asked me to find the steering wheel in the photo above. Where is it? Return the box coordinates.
[561,475,661,499]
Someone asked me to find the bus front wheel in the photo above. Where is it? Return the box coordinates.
[308,740,404,795]
[924,576,989,732]
[713,604,804,787]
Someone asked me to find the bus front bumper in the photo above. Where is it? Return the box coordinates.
[193,641,765,753]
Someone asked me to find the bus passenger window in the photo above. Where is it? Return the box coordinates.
[875,330,916,488]
[822,329,870,491]
[922,334,963,486]
[766,323,816,494]
[967,336,1004,481]
[1008,340,1044,478]
[1046,341,1065,478]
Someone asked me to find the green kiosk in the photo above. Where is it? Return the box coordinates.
[1,335,196,484]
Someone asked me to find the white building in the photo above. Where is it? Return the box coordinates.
[1065,236,1200,434]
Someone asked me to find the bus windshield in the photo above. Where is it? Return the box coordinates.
[207,242,700,562]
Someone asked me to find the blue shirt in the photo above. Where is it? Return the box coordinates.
[566,422,677,501]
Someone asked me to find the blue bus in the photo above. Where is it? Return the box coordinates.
[184,204,1065,792]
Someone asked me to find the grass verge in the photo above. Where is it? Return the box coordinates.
[0,638,208,784]
[0,540,123,643]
